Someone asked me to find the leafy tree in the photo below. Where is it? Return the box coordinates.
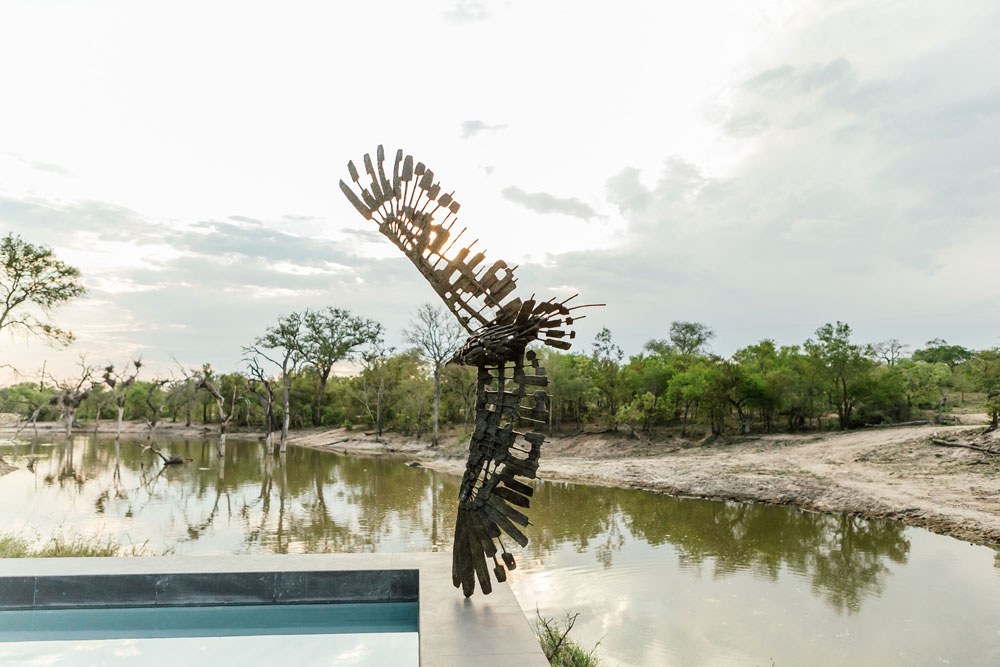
[804,322,874,429]
[643,338,676,356]
[773,345,823,432]
[301,307,382,427]
[170,378,199,426]
[669,321,715,356]
[440,363,478,428]
[403,304,465,446]
[969,349,1000,429]
[621,352,674,433]
[0,234,86,347]
[699,358,733,436]
[667,360,708,436]
[350,348,428,437]
[289,368,319,430]
[723,358,764,434]
[733,340,782,432]
[844,363,907,426]
[950,364,976,405]
[897,360,950,409]
[392,351,432,436]
[541,349,595,432]
[617,391,664,438]
[0,381,57,435]
[912,339,973,372]
[591,327,625,428]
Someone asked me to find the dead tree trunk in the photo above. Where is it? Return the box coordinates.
[195,365,239,457]
[102,360,141,440]
[244,351,281,454]
[144,379,171,440]
[432,366,441,446]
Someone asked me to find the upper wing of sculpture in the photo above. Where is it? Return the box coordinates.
[339,145,603,598]
[339,145,562,338]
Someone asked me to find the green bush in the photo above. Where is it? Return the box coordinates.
[535,611,603,667]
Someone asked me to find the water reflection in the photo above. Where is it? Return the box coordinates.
[2,436,998,666]
[3,436,907,612]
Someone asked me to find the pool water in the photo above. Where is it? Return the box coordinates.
[0,602,418,666]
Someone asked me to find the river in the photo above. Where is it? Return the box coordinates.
[1,435,998,666]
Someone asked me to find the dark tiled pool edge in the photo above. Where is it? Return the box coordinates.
[0,569,417,610]
[0,553,548,666]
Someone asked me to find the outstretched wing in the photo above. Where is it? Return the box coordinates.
[339,145,520,334]
[339,145,600,597]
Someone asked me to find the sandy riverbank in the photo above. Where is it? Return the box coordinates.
[285,423,1000,548]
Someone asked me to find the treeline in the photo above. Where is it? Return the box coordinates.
[3,317,999,443]
[587,322,1000,436]
[4,235,999,444]
[0,351,472,432]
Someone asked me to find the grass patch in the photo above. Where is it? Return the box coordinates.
[0,532,149,558]
[535,610,603,667]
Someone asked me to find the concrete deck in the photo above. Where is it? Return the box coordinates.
[0,553,549,666]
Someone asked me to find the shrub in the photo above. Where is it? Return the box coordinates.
[534,610,603,667]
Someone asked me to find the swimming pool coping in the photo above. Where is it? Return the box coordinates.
[0,553,549,666]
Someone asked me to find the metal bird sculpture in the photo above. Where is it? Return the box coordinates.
[339,146,596,596]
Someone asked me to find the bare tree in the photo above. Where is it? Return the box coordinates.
[251,312,304,453]
[102,359,142,439]
[300,307,382,427]
[404,303,465,447]
[871,339,909,367]
[244,353,277,453]
[195,364,241,454]
[143,379,172,440]
[13,402,46,440]
[8,365,52,440]
[12,397,49,440]
[91,389,113,436]
[47,357,95,438]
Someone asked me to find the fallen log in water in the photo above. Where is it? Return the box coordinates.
[142,443,191,465]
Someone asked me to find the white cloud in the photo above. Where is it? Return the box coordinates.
[1,0,997,378]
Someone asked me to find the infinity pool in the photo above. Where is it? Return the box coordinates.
[0,602,419,666]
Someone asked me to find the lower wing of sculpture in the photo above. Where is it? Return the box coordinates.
[452,350,548,596]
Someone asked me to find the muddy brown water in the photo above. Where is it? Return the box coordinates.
[2,435,998,666]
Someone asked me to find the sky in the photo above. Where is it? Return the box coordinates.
[1,0,998,383]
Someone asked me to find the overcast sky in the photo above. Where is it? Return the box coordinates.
[1,0,998,381]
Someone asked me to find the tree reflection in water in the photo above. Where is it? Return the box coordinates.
[1,436,912,614]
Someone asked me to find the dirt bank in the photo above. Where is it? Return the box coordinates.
[287,424,1000,548]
